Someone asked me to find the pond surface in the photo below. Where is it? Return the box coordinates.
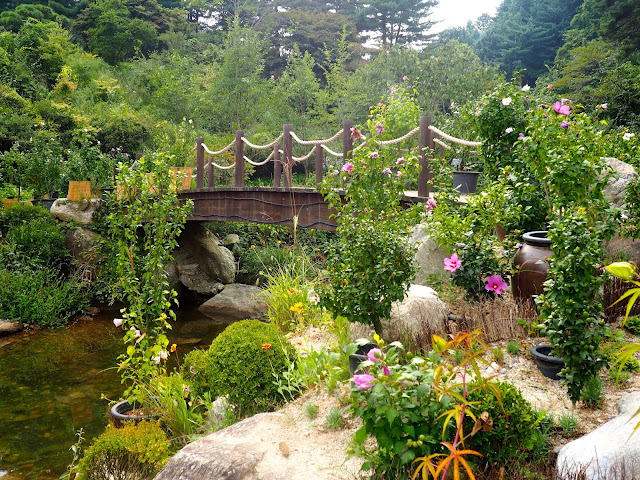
[0,308,227,480]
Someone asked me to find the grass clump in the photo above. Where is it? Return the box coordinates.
[507,340,522,355]
[557,411,579,437]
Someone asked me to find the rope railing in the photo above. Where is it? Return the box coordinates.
[241,133,284,150]
[202,140,236,156]
[428,125,482,147]
[374,126,421,146]
[193,116,481,196]
[290,129,344,146]
[320,144,343,157]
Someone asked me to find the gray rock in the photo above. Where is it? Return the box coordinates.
[65,228,101,271]
[199,284,268,322]
[605,157,637,206]
[181,224,236,284]
[409,224,449,285]
[177,263,223,295]
[382,284,447,349]
[154,413,270,480]
[0,319,23,335]
[50,198,102,224]
[557,391,640,479]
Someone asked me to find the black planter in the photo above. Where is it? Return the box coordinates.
[452,171,480,194]
[31,198,56,211]
[101,187,115,201]
[530,345,565,380]
[345,342,377,378]
[110,400,158,428]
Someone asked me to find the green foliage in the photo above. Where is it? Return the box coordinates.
[145,372,213,446]
[319,114,423,335]
[77,421,170,480]
[580,375,604,408]
[66,139,114,187]
[0,266,88,327]
[295,345,350,393]
[108,152,192,404]
[557,411,579,437]
[491,347,505,365]
[304,402,319,420]
[506,340,522,356]
[0,202,52,236]
[465,381,549,466]
[4,216,69,269]
[621,356,640,372]
[624,316,640,336]
[182,319,298,417]
[325,406,344,430]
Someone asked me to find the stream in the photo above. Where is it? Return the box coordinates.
[0,308,227,480]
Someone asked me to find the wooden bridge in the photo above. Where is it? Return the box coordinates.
[178,117,481,230]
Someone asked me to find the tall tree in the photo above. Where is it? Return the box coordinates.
[476,0,582,84]
[354,0,438,47]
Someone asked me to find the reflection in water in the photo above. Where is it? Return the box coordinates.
[0,308,226,480]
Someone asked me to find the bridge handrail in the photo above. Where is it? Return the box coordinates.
[192,116,481,196]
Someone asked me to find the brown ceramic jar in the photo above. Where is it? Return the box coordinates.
[512,231,552,305]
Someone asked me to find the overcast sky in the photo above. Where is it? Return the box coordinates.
[429,0,504,33]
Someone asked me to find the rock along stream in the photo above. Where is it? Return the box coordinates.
[0,308,226,480]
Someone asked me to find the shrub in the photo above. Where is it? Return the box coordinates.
[581,375,604,408]
[507,340,522,356]
[557,411,579,437]
[325,406,344,430]
[0,267,88,327]
[4,216,69,269]
[182,319,297,416]
[77,421,170,480]
[0,202,52,236]
[491,347,505,364]
[624,316,640,336]
[465,381,549,466]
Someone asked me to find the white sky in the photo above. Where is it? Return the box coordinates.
[429,0,504,33]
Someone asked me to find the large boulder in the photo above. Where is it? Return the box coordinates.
[50,198,102,224]
[173,224,236,294]
[557,391,640,479]
[199,284,268,323]
[154,409,361,480]
[65,227,101,267]
[410,224,448,285]
[0,319,23,335]
[350,284,447,349]
[605,157,637,206]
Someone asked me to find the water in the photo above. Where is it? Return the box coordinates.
[0,308,227,480]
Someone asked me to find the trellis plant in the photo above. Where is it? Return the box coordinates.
[319,119,425,336]
[109,153,193,404]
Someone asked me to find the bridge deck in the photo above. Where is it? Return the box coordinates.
[179,187,429,231]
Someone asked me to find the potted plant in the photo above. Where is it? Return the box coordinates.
[451,155,481,194]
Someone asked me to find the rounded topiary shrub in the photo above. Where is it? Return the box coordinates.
[465,381,550,466]
[183,319,297,416]
[77,421,170,480]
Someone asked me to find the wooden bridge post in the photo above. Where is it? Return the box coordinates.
[283,124,293,188]
[196,137,204,189]
[419,116,434,197]
[315,145,323,188]
[343,119,353,160]
[235,130,245,187]
[274,143,281,188]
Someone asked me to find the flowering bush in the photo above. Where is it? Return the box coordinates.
[349,331,499,479]
[109,152,192,404]
[320,114,424,336]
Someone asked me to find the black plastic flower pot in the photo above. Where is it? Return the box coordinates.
[343,342,377,378]
[452,170,480,194]
[109,400,159,428]
[530,345,565,380]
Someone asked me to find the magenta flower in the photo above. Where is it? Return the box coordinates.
[561,121,569,130]
[382,167,392,175]
[390,86,396,94]
[383,365,390,375]
[484,274,508,295]
[601,103,608,110]
[444,253,461,272]
[367,348,383,363]
[395,157,405,165]
[353,374,376,390]
[375,122,384,135]
[553,101,570,115]
[515,243,523,249]
[547,84,553,89]
[369,151,379,159]
[342,162,354,173]
[402,75,408,81]
[350,127,362,140]
[113,318,123,327]
[424,198,437,212]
